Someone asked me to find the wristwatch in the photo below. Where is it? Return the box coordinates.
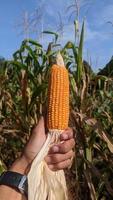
[0,171,28,197]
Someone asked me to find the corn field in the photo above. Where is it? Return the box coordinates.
[0,22,113,200]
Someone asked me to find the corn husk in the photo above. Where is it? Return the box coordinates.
[28,132,68,200]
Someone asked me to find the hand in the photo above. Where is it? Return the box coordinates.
[45,128,75,171]
[2,118,75,200]
[23,117,75,171]
[22,117,46,165]
[22,117,75,172]
[11,117,75,174]
[1,117,75,200]
[10,117,46,174]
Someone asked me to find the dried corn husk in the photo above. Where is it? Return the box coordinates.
[28,132,68,200]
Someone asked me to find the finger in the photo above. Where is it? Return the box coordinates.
[25,117,46,154]
[29,117,46,145]
[48,159,72,171]
[60,128,73,141]
[58,138,75,153]
[45,150,74,165]
[49,138,75,154]
[32,117,45,137]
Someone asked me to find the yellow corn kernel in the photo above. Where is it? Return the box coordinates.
[47,60,69,131]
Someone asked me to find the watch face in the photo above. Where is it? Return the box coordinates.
[18,175,28,194]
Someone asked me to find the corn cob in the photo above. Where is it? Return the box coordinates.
[47,52,69,131]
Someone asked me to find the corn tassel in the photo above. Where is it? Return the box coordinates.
[28,52,69,200]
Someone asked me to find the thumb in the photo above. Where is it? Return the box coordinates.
[33,116,46,139]
[23,117,46,162]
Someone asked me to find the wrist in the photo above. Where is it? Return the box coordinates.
[10,156,31,175]
[0,171,28,198]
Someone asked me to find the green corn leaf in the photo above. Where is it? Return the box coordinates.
[24,45,37,62]
[0,160,6,175]
[63,41,78,65]
[9,61,27,70]
[43,31,59,43]
[77,21,85,87]
[29,84,47,112]
[13,50,20,60]
[25,39,42,48]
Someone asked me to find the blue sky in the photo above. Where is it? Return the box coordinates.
[0,0,113,71]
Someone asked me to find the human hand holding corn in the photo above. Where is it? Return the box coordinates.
[0,118,74,200]
[22,117,75,173]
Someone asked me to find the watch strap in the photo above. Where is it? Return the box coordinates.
[0,171,28,196]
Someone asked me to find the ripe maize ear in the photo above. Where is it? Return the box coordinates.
[47,63,69,130]
[28,52,69,200]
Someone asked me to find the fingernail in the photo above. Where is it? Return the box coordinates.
[52,145,59,153]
